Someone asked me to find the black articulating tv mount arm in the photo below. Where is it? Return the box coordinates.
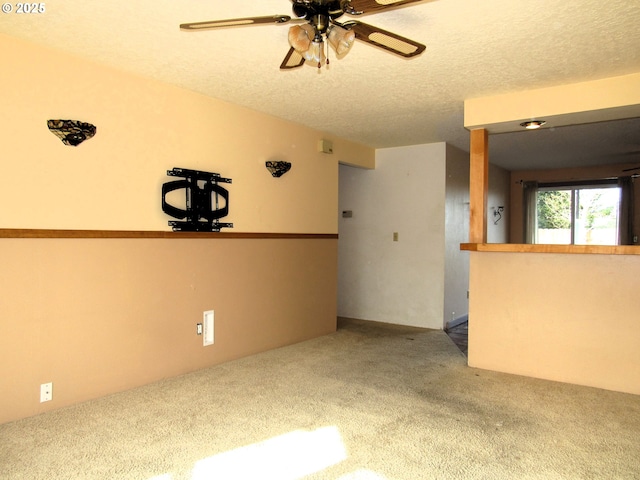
[162,167,233,232]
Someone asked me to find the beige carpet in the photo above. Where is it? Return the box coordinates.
[1,318,639,480]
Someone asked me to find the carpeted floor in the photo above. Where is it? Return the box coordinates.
[1,318,639,480]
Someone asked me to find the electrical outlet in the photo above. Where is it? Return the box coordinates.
[203,310,214,346]
[40,382,53,403]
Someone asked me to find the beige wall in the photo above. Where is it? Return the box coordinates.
[0,34,371,423]
[0,237,337,424]
[487,163,510,243]
[468,252,640,395]
[465,73,640,133]
[465,74,640,395]
[0,33,373,233]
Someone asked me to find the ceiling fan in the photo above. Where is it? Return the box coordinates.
[180,0,428,70]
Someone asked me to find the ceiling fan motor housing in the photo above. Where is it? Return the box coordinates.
[291,0,350,21]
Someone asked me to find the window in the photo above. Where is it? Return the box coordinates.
[525,180,622,245]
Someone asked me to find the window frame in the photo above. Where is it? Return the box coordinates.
[529,179,621,246]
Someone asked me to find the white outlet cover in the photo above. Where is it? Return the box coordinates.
[40,382,53,402]
[203,310,214,346]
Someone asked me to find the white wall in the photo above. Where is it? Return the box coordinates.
[444,144,470,326]
[338,143,449,329]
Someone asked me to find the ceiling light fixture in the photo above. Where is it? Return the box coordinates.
[288,20,355,69]
[180,1,427,71]
[520,120,546,130]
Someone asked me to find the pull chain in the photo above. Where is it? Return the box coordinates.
[326,39,330,67]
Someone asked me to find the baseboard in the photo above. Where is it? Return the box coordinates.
[337,317,433,332]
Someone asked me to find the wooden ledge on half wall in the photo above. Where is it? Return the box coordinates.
[0,229,338,240]
[460,243,640,256]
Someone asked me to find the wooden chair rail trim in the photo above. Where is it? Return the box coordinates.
[0,229,338,240]
[460,243,640,255]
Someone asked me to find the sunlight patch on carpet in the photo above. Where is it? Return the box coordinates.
[191,426,347,480]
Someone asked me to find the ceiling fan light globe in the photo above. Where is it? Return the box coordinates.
[304,41,326,65]
[288,25,312,52]
[328,25,355,56]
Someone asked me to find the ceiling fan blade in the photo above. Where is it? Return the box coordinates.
[344,21,426,57]
[180,15,291,31]
[280,47,306,70]
[346,0,427,15]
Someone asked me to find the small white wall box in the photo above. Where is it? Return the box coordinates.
[203,310,214,346]
[318,139,333,154]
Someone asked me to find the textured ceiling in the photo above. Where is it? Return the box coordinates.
[1,0,639,170]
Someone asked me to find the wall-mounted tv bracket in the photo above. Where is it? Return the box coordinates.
[162,167,233,232]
